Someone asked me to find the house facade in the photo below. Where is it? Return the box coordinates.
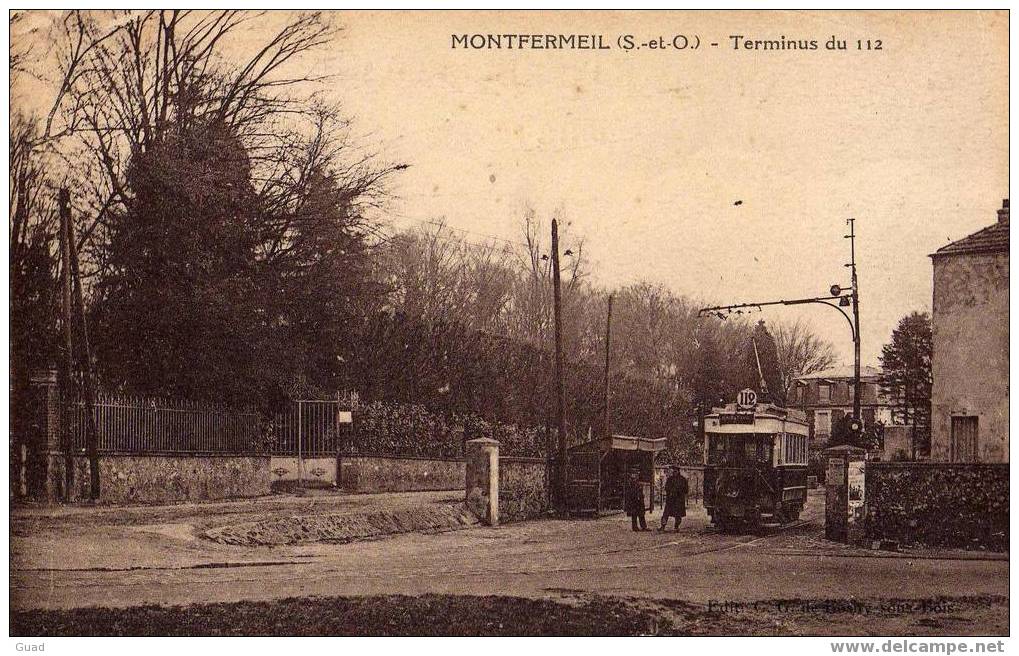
[929,199,1009,463]
[787,365,893,449]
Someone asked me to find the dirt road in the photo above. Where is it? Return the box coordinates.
[11,489,1007,627]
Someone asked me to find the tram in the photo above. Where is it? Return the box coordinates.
[702,394,810,531]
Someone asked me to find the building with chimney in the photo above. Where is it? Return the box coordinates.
[928,198,1009,462]
[933,199,1010,460]
[787,365,893,449]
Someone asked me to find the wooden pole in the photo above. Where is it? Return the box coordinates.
[297,400,303,485]
[551,219,567,512]
[57,189,75,500]
[603,294,613,439]
[66,201,101,500]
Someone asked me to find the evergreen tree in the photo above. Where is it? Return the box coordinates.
[92,121,267,404]
[692,328,729,410]
[879,311,933,455]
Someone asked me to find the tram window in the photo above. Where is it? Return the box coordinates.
[784,434,807,465]
[706,436,728,465]
[708,435,778,465]
[707,435,748,465]
[739,437,771,464]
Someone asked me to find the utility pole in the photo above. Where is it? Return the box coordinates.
[58,190,75,500]
[846,218,861,422]
[56,189,102,500]
[66,199,101,500]
[603,294,613,439]
[551,218,567,512]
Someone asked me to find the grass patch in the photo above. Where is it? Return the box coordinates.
[13,593,1007,637]
[12,594,676,636]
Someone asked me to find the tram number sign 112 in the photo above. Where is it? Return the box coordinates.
[736,388,758,409]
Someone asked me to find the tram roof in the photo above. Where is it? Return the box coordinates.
[569,434,666,454]
[704,402,809,436]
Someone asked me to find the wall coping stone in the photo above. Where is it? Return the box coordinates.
[73,451,270,459]
[466,437,500,445]
[868,461,1009,469]
[339,453,465,462]
[72,451,543,462]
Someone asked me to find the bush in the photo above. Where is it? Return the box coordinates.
[347,400,547,458]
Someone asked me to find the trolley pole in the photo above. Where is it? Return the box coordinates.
[551,219,567,512]
[697,402,706,458]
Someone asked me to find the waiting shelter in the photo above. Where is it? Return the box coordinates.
[565,434,666,516]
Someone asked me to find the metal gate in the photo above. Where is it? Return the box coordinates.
[273,399,353,482]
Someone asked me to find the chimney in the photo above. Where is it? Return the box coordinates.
[998,198,1009,224]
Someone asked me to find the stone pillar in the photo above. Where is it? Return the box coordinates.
[465,437,499,526]
[28,369,64,501]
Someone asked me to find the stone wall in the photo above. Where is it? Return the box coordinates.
[931,250,1009,463]
[51,453,272,505]
[338,455,465,493]
[270,456,339,487]
[499,456,549,522]
[865,462,1008,550]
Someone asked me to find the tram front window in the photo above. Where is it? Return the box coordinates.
[707,434,773,466]
[707,435,744,465]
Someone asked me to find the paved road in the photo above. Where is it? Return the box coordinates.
[11,491,1008,611]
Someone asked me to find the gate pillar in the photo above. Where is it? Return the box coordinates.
[465,437,499,526]
[25,369,63,501]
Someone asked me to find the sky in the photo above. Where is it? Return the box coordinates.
[13,10,1009,367]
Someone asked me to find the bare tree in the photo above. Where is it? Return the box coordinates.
[17,10,360,285]
[10,11,408,403]
[10,11,122,292]
[772,317,838,399]
[504,208,588,347]
[9,114,60,378]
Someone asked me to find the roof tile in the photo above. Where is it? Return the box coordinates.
[931,215,1009,258]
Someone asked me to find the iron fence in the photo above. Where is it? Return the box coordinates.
[68,394,263,454]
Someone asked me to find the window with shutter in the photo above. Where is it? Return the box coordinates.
[816,411,831,435]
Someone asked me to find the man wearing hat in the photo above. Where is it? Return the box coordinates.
[659,464,688,532]
[624,470,649,531]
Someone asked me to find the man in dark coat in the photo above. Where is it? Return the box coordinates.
[659,465,689,532]
[625,471,649,531]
